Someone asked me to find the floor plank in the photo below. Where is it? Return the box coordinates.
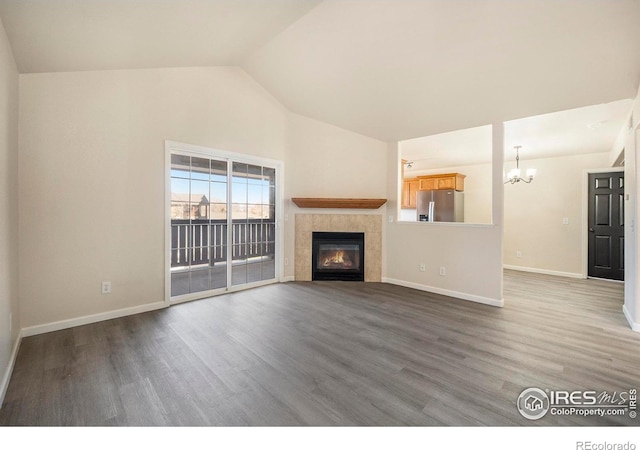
[1,270,638,426]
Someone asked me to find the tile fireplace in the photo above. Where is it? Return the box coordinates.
[294,214,382,282]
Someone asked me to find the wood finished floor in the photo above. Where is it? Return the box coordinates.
[1,270,638,426]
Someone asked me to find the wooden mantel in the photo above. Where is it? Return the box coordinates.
[291,198,387,209]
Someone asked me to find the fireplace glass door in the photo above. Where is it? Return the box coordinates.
[312,232,365,281]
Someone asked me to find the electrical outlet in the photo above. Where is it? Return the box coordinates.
[419,263,426,272]
[439,266,446,276]
[101,281,112,294]
[562,217,569,225]
[285,257,289,266]
[388,215,394,223]
[516,251,522,258]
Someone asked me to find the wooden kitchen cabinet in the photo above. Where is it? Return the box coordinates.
[419,178,437,190]
[417,173,465,192]
[401,178,420,209]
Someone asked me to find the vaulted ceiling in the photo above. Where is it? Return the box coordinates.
[0,0,639,143]
[0,0,321,71]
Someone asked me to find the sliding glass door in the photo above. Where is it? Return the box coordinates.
[168,144,279,300]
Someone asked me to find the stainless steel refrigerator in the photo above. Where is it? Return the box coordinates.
[416,189,464,222]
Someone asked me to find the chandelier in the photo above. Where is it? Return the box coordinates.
[504,146,536,184]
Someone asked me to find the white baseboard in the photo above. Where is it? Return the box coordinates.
[623,304,640,332]
[281,276,295,282]
[382,277,504,308]
[1,329,22,408]
[21,301,168,338]
[503,264,584,279]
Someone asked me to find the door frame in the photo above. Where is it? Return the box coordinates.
[164,140,285,306]
[581,166,625,280]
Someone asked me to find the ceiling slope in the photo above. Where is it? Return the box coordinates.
[243,0,640,141]
[0,0,638,143]
[0,0,321,73]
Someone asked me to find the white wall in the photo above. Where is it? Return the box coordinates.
[284,112,389,279]
[504,152,610,277]
[18,67,289,329]
[0,16,19,404]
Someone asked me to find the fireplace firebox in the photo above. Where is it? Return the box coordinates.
[312,232,365,281]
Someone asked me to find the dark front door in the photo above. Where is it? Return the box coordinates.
[588,172,624,281]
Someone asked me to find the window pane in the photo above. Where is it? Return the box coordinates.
[211,159,227,183]
[210,203,227,220]
[247,164,263,185]
[171,154,190,178]
[171,271,189,296]
[190,180,210,220]
[232,264,246,286]
[210,223,227,247]
[210,182,227,204]
[231,204,247,220]
[232,182,247,204]
[189,267,210,293]
[171,178,190,219]
[170,201,189,220]
[248,204,263,220]
[191,224,209,265]
[263,167,276,188]
[248,184,262,204]
[232,244,247,262]
[171,248,190,267]
[232,162,248,182]
[171,222,191,248]
[264,223,276,243]
[247,261,261,283]
[261,260,275,281]
[266,205,275,221]
[210,245,227,264]
[210,266,227,289]
[191,157,210,181]
[269,186,276,205]
[262,242,275,259]
[262,185,275,206]
[171,177,189,194]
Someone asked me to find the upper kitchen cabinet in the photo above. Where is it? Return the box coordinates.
[401,178,420,209]
[418,173,466,191]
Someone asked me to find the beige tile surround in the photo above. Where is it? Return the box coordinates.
[294,214,382,282]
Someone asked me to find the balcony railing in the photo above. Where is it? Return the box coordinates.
[171,219,275,268]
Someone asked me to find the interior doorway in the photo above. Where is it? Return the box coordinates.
[587,171,624,281]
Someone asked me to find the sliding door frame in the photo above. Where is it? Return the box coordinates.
[164,140,284,305]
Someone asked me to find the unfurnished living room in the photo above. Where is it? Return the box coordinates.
[1,0,640,445]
